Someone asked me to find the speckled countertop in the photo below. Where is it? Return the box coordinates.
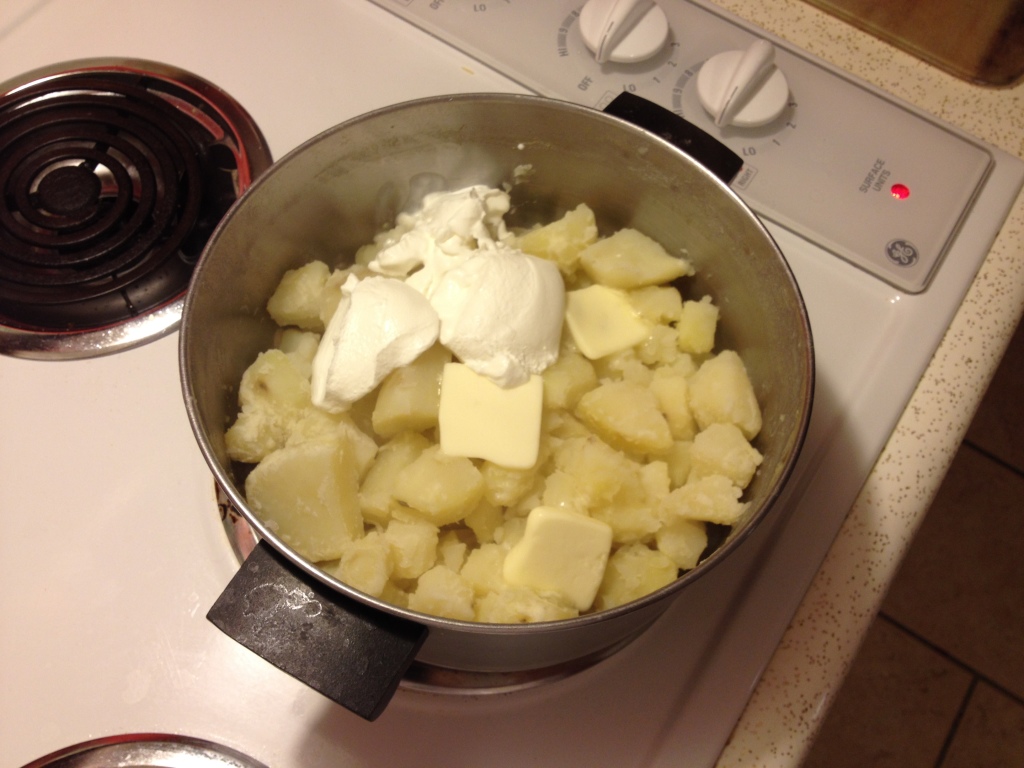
[707,1,1024,765]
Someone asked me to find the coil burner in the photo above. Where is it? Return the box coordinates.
[0,59,272,359]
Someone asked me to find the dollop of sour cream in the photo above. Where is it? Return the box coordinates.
[310,185,565,410]
[310,275,439,413]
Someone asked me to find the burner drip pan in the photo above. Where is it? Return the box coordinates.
[0,59,272,360]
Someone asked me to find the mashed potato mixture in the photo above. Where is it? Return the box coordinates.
[224,187,763,623]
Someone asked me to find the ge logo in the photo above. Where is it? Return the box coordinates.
[886,239,918,268]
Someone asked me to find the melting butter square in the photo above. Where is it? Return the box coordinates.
[438,363,543,469]
[565,284,651,360]
[503,506,613,611]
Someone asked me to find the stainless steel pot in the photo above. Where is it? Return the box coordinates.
[180,93,814,721]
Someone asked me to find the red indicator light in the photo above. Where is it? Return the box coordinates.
[891,183,910,200]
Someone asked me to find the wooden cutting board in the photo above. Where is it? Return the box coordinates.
[802,0,1024,86]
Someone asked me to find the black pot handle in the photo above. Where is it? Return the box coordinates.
[602,92,743,185]
[207,540,428,721]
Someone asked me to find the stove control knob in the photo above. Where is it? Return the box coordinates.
[696,40,790,128]
[579,0,670,64]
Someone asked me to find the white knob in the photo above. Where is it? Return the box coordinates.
[696,40,790,128]
[579,0,670,64]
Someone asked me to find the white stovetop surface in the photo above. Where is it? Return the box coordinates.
[1,1,1022,767]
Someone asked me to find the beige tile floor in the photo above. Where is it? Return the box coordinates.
[804,318,1024,767]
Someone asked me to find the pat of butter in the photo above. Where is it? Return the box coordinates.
[438,363,543,469]
[503,506,613,612]
[564,284,651,360]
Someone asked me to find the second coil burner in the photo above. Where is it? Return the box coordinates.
[0,59,273,359]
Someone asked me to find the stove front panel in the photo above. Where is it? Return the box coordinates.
[368,0,995,293]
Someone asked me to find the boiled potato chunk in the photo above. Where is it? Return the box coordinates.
[676,296,719,355]
[575,380,673,455]
[656,518,708,570]
[515,203,599,275]
[660,474,747,526]
[494,515,528,549]
[464,500,506,544]
[591,348,652,386]
[688,350,763,440]
[437,529,469,572]
[475,585,578,623]
[591,502,661,545]
[649,369,697,441]
[358,431,430,526]
[238,348,312,411]
[551,434,635,507]
[372,343,451,438]
[384,518,438,580]
[460,543,508,596]
[594,543,678,611]
[689,422,763,489]
[638,324,681,367]
[331,530,392,597]
[589,461,665,544]
[541,350,598,410]
[408,565,475,621]
[480,460,539,508]
[578,228,694,289]
[662,440,694,489]
[245,437,362,562]
[662,353,698,378]
[225,349,312,463]
[224,410,287,466]
[543,409,591,440]
[329,417,379,479]
[266,260,330,331]
[393,446,485,526]
[277,329,321,379]
[285,408,377,479]
[629,285,684,324]
[540,470,584,512]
